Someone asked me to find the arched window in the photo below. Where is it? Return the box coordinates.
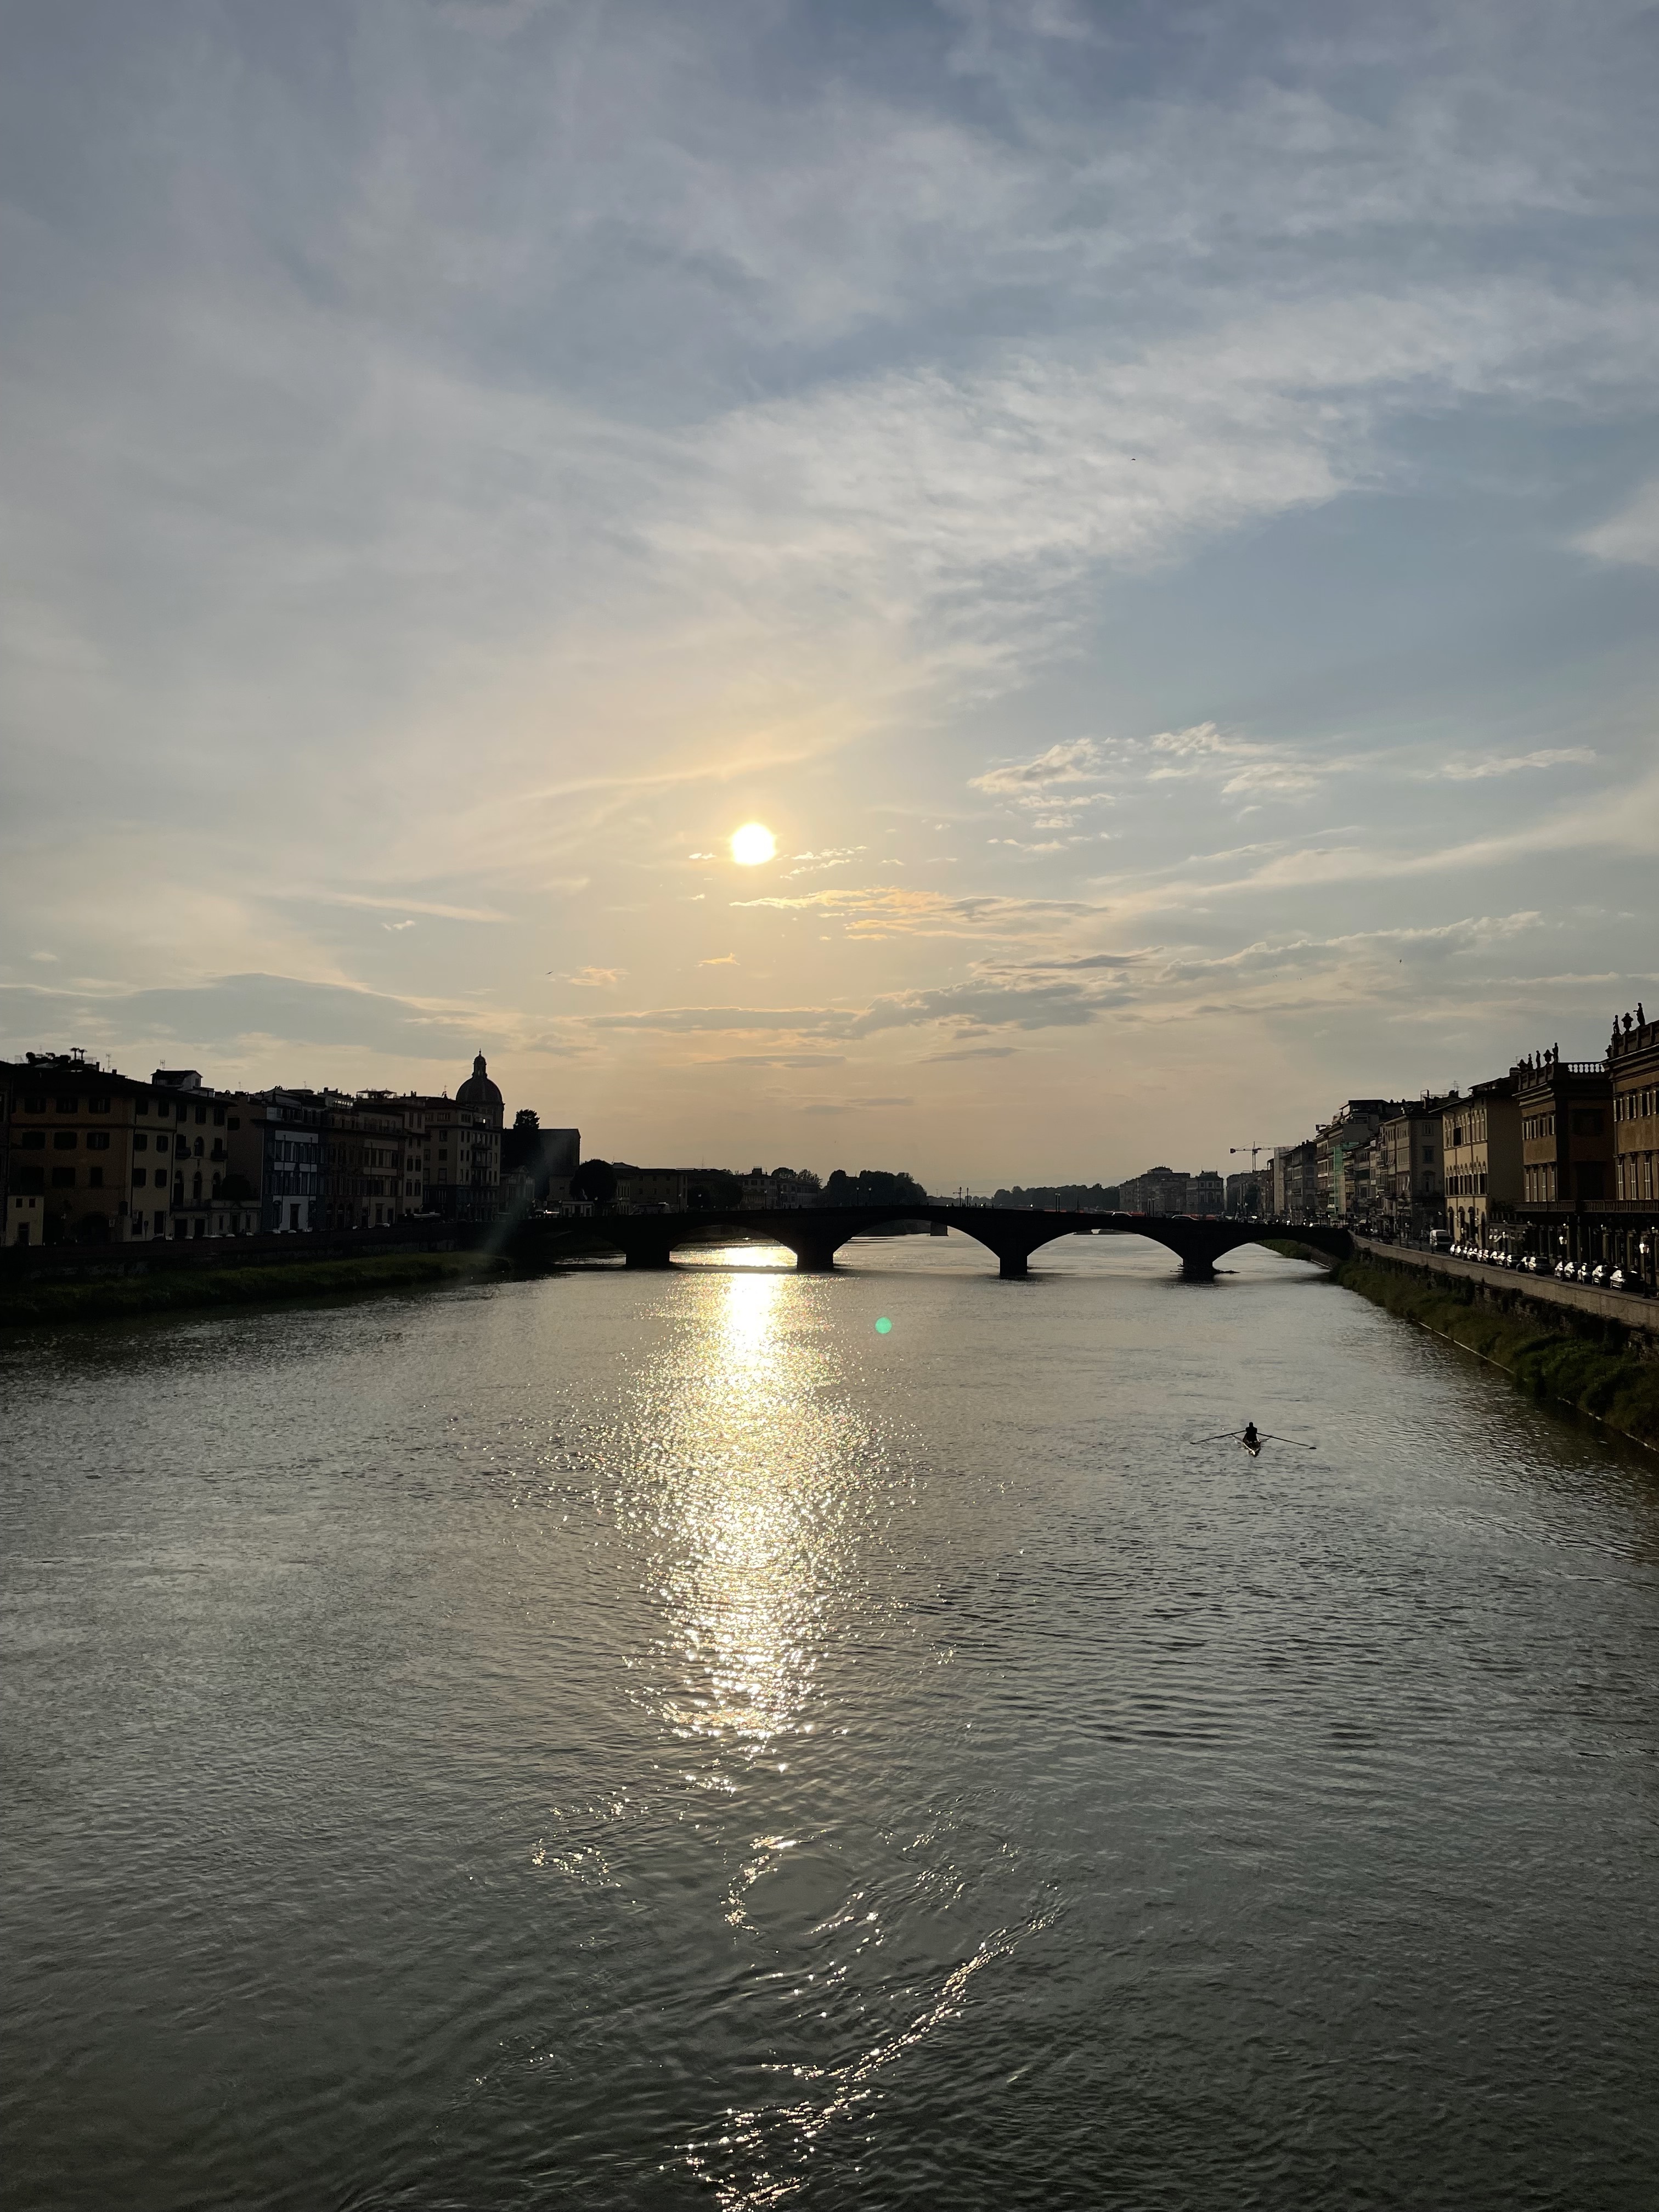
[192,1171,202,1200]
[211,1173,222,1197]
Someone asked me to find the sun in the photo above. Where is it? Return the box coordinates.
[729,822,777,866]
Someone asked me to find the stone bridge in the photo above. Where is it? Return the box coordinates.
[511,1205,1351,1282]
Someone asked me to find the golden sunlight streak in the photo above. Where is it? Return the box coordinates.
[729,821,777,866]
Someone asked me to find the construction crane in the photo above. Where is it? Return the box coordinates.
[1230,1143,1271,1217]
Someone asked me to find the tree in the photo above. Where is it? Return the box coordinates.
[502,1108,541,1176]
[817,1167,928,1209]
[570,1158,617,1206]
[687,1169,746,1211]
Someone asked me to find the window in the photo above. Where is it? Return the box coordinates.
[50,1166,75,1188]
[22,1094,44,1112]
[57,1097,78,1113]
[137,1098,150,1115]
[134,1133,149,1152]
[213,1105,225,1125]
[53,1130,76,1150]
[87,1131,110,1151]
[133,1170,147,1188]
[90,1096,111,1113]
[228,1115,240,1130]
[193,1137,204,1158]
[88,1167,104,1188]
[195,1105,207,1125]
[20,1130,44,1150]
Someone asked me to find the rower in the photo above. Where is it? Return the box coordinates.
[1242,1421,1259,1451]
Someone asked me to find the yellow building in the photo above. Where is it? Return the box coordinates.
[1609,1007,1658,1207]
[1441,1075,1522,1246]
[4,1052,155,1245]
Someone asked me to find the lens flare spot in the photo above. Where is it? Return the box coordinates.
[730,822,777,866]
[874,1316,893,1335]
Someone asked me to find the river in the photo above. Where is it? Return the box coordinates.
[3,1235,1657,2209]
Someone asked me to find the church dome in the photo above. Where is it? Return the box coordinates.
[457,1052,504,1118]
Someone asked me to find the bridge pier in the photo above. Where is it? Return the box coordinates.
[788,1236,842,1272]
[998,1250,1030,1279]
[624,1238,675,1269]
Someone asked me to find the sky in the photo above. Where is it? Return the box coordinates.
[2,0,1657,1189]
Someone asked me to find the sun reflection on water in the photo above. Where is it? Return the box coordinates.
[646,1267,859,1759]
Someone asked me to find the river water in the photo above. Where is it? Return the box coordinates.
[3,1235,1657,2210]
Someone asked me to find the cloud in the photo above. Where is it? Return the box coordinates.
[800,1095,914,1114]
[925,1044,1019,1061]
[732,887,1100,937]
[0,973,511,1066]
[698,953,739,967]
[697,1052,847,1068]
[1431,748,1596,781]
[319,893,510,923]
[1574,479,1659,567]
[969,739,1101,794]
[784,848,866,876]
[586,1006,843,1035]
[1142,723,1346,798]
[555,967,627,987]
[848,976,1126,1036]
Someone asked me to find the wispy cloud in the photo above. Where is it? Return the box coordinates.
[1142,723,1348,799]
[320,893,511,923]
[1430,748,1596,781]
[969,740,1102,795]
[1575,479,1659,568]
[732,887,1100,937]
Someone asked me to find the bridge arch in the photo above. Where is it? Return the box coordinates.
[515,1206,1348,1283]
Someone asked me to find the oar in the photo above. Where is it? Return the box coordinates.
[1258,1433,1317,1449]
[1187,1430,1243,1443]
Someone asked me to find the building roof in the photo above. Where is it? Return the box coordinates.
[456,1052,503,1110]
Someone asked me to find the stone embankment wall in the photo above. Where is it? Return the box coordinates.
[1350,1237,1659,1348]
[1286,1235,1659,1454]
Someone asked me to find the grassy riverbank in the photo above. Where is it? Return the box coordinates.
[0,1250,516,1331]
[1266,1241,1659,1454]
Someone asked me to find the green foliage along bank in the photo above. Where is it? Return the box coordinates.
[1265,1242,1659,1454]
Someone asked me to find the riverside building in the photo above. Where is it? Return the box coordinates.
[409,1055,503,1224]
[1442,1075,1522,1246]
[1608,1007,1657,1209]
[3,1051,154,1245]
[1375,1094,1455,1239]
[1516,1048,1614,1209]
[1314,1101,1395,1220]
